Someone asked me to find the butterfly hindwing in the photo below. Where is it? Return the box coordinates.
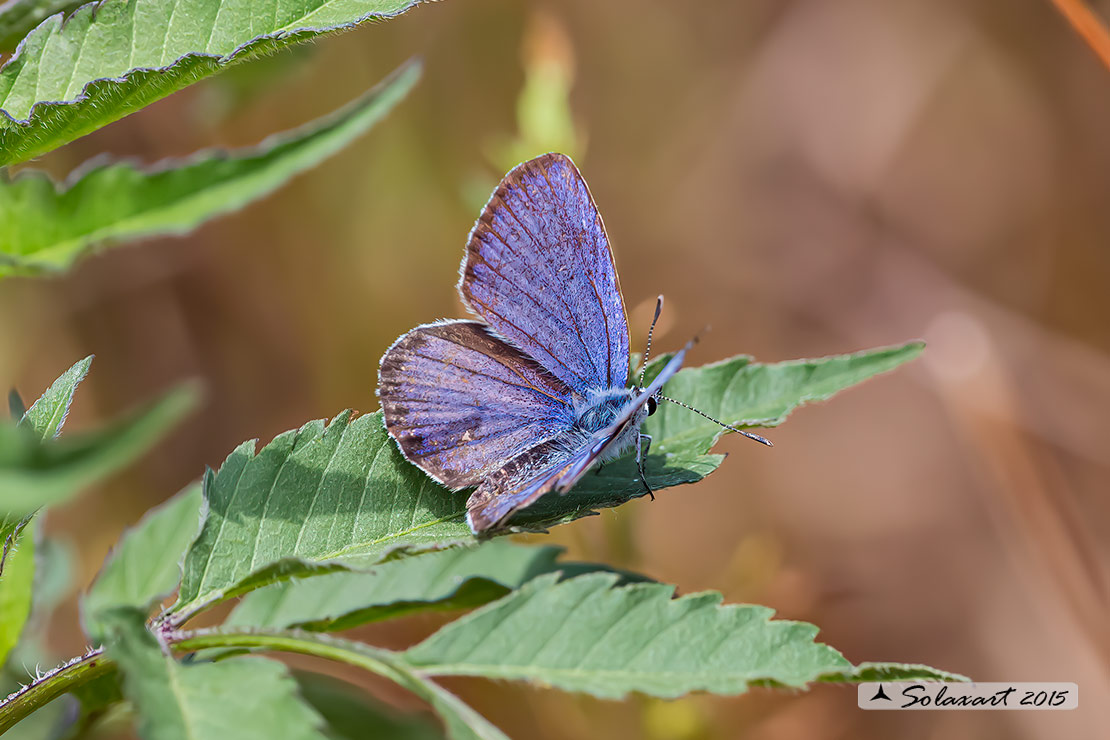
[378,320,576,489]
[460,153,630,396]
[465,438,590,532]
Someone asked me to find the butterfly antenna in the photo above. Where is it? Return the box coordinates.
[657,393,773,446]
[638,295,665,389]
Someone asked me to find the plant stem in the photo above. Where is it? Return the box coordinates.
[0,628,413,733]
[1048,0,1110,71]
[0,648,113,735]
[173,628,507,739]
[172,628,411,684]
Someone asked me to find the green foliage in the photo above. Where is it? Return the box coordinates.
[0,0,425,165]
[0,525,72,674]
[102,608,329,740]
[298,641,509,740]
[0,1,956,727]
[228,541,597,632]
[169,410,471,621]
[504,340,927,527]
[643,341,925,452]
[0,519,34,669]
[489,15,581,171]
[169,343,922,621]
[7,391,25,422]
[173,633,509,740]
[82,484,204,641]
[0,381,197,517]
[399,574,965,698]
[0,514,30,573]
[0,0,81,52]
[820,662,969,683]
[0,61,420,277]
[68,671,127,735]
[293,672,444,740]
[23,533,73,628]
[16,355,91,440]
[0,355,95,669]
[1,355,197,516]
[0,341,962,739]
[400,573,848,698]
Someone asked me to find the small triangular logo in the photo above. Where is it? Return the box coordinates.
[870,684,892,701]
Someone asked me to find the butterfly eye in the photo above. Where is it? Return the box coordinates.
[646,396,658,416]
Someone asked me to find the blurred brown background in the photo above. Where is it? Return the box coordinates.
[3,0,1109,738]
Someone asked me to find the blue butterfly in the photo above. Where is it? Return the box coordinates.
[378,153,769,533]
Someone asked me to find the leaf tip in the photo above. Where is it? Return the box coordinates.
[8,388,26,420]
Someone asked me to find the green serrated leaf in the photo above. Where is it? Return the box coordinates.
[518,340,926,528]
[0,520,34,669]
[0,0,425,165]
[227,541,597,632]
[0,382,198,517]
[170,344,921,619]
[819,662,969,683]
[0,0,81,52]
[399,573,853,699]
[171,410,473,620]
[293,671,444,740]
[399,575,964,700]
[82,484,203,641]
[0,60,420,278]
[643,341,926,452]
[102,607,329,740]
[17,355,92,440]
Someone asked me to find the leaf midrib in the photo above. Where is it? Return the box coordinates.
[163,657,201,740]
[0,0,421,130]
[315,509,468,559]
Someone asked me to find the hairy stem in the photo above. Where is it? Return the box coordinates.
[0,628,415,733]
[0,648,113,734]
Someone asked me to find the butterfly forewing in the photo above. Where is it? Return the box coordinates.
[459,153,630,395]
[378,320,576,489]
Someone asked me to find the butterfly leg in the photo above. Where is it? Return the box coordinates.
[637,433,654,501]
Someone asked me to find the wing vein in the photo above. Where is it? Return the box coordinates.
[469,238,593,365]
[521,170,603,386]
[507,181,600,376]
[466,297,592,390]
[537,165,611,385]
